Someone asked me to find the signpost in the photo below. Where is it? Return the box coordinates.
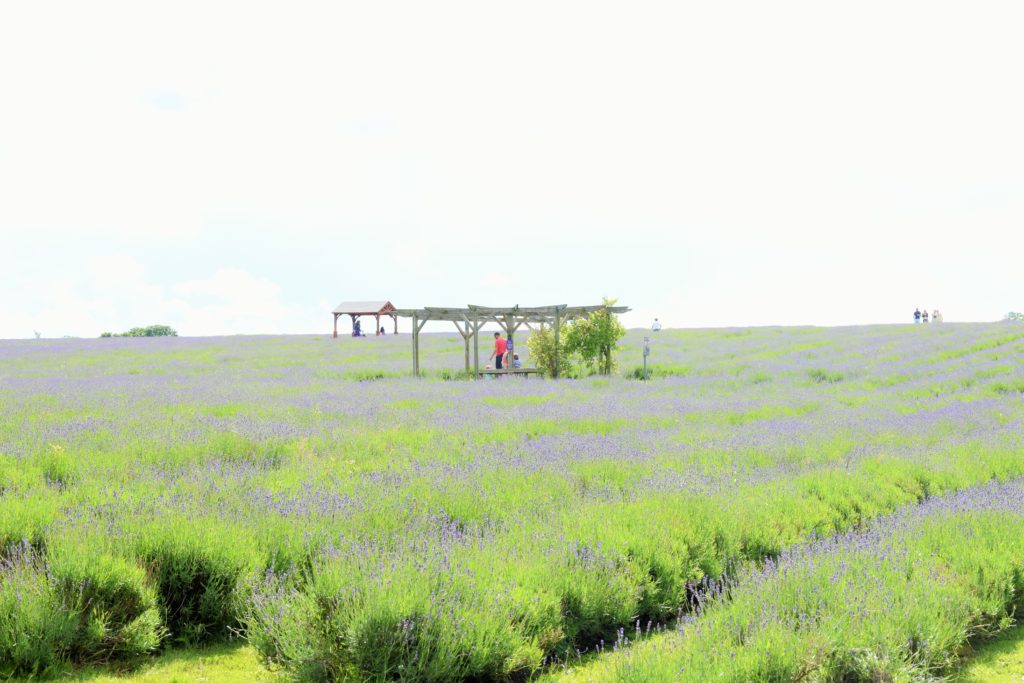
[642,335,650,380]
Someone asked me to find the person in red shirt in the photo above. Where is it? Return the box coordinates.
[489,332,507,370]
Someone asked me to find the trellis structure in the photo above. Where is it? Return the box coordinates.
[393,303,630,378]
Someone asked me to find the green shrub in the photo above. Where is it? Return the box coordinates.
[0,548,77,678]
[40,450,78,490]
[344,369,400,381]
[436,368,474,381]
[48,537,164,663]
[247,555,542,682]
[0,491,60,557]
[626,363,693,380]
[133,523,257,644]
[808,368,845,384]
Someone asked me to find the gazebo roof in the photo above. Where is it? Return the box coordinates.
[332,300,395,315]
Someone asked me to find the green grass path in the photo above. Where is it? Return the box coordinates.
[955,627,1024,682]
[60,644,279,683]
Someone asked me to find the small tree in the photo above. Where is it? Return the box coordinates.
[1006,312,1024,322]
[525,324,573,377]
[563,298,626,375]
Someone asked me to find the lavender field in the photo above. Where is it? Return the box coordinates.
[3,323,1024,681]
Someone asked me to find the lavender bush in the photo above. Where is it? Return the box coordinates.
[0,323,1023,679]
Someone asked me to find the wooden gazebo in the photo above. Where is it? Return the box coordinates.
[332,301,398,337]
[393,303,629,378]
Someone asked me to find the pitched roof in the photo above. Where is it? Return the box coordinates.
[332,300,395,314]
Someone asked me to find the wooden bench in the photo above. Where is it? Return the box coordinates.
[477,367,543,378]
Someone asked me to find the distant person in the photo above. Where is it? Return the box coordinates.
[380,326,386,335]
[922,309,929,323]
[914,308,921,324]
[353,319,362,337]
[512,353,522,369]
[489,332,507,370]
[652,318,663,332]
[933,309,942,323]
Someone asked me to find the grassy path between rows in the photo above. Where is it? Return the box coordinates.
[953,626,1024,682]
[61,644,279,683]
[58,625,1024,683]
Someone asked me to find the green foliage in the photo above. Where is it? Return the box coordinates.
[627,363,693,380]
[48,537,165,663]
[563,298,627,375]
[100,325,178,338]
[133,523,258,645]
[0,548,78,678]
[808,367,845,384]
[554,503,1024,683]
[526,324,573,378]
[1005,312,1024,322]
[0,541,164,678]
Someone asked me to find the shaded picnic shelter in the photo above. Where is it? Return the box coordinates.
[332,301,398,337]
[393,303,629,378]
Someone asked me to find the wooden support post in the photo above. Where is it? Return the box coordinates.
[392,315,398,334]
[413,315,429,376]
[412,312,419,376]
[502,314,511,373]
[472,318,480,378]
[375,314,381,335]
[552,311,561,379]
[453,320,470,372]
[333,313,339,338]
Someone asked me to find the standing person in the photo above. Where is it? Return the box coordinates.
[488,332,507,370]
[933,309,942,323]
[914,308,921,324]
[922,309,929,323]
[652,318,663,332]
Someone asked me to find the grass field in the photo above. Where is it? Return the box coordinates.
[3,323,1024,681]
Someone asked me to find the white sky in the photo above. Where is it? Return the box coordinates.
[2,1,1022,338]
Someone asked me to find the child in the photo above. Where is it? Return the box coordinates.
[512,353,522,369]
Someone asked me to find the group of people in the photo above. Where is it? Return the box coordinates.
[914,308,943,323]
[487,331,521,370]
[351,320,388,337]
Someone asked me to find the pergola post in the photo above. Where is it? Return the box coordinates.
[375,314,381,335]
[333,313,339,338]
[392,315,398,334]
[454,320,470,373]
[412,312,420,376]
[472,317,480,378]
[552,310,561,379]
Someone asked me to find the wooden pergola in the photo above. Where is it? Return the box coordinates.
[332,301,398,337]
[393,303,630,378]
